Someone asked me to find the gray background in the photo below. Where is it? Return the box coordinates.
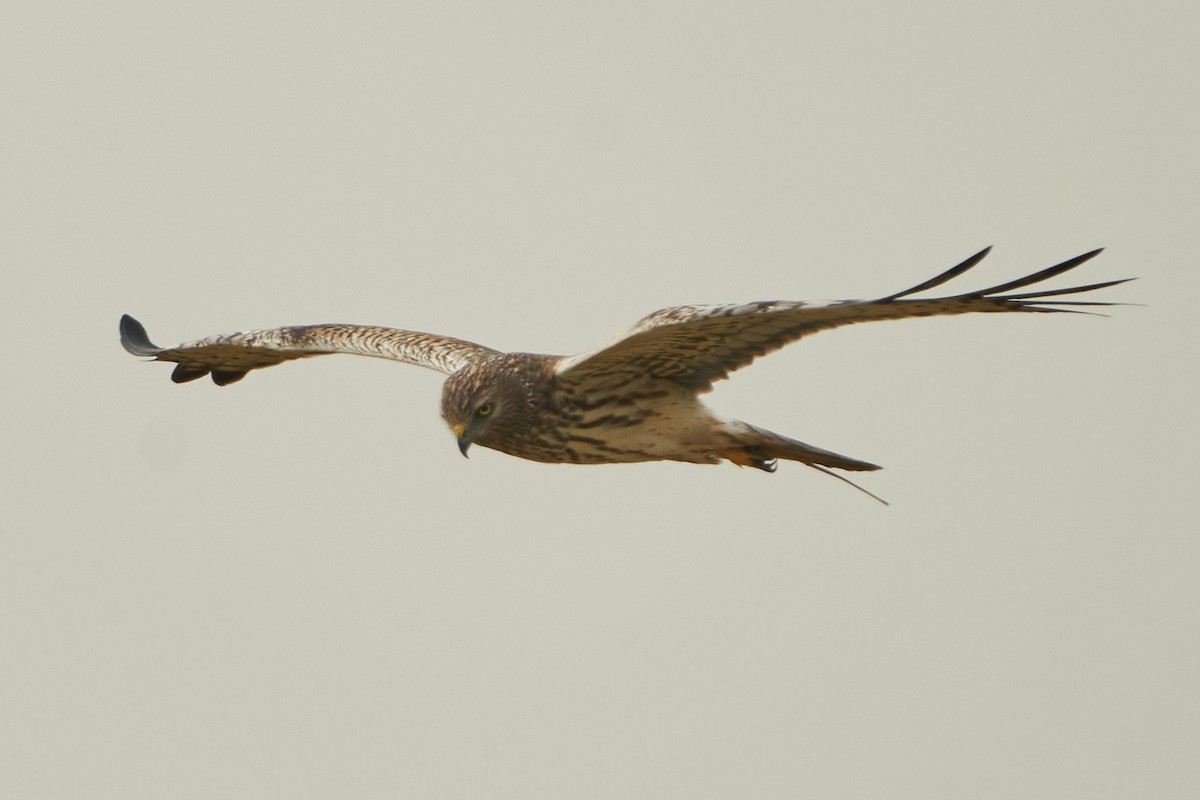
[3,2,1197,797]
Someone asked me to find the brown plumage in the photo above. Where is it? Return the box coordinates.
[119,247,1131,502]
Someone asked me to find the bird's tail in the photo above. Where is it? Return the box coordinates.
[727,422,888,504]
[731,422,878,471]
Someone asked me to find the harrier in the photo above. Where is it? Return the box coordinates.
[120,247,1129,502]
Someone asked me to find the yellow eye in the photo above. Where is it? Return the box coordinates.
[475,403,493,418]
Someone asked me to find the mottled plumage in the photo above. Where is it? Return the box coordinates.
[120,247,1130,501]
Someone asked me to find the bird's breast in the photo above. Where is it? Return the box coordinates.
[497,381,723,465]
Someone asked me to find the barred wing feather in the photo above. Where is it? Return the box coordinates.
[119,315,496,385]
[556,248,1129,392]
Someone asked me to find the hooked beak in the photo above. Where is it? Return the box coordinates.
[453,423,472,458]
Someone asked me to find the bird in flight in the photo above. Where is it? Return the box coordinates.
[120,247,1129,502]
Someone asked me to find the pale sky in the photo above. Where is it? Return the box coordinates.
[3,2,1197,798]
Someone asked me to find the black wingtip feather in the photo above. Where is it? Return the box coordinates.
[120,314,162,357]
[969,248,1106,297]
[882,246,994,301]
[211,370,249,386]
[880,246,1124,308]
[170,363,210,383]
[997,276,1133,300]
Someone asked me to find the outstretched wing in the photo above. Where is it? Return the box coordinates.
[120,315,497,385]
[556,248,1131,391]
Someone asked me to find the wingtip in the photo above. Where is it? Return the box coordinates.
[1066,247,1105,266]
[120,314,162,357]
[880,245,995,301]
[965,245,994,268]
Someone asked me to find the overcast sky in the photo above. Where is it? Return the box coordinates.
[3,2,1197,798]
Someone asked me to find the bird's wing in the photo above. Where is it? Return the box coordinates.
[120,315,497,385]
[556,248,1131,391]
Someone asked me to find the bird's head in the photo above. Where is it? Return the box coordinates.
[440,360,536,457]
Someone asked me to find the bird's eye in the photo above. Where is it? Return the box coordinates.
[475,403,493,418]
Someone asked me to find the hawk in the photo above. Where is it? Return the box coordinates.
[120,247,1129,502]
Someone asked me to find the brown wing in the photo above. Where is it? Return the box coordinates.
[556,248,1130,392]
[120,315,497,385]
